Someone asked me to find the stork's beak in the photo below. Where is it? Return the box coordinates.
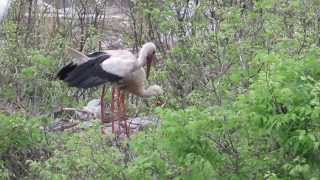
[146,54,156,80]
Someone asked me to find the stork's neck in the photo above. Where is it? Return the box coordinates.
[136,42,156,68]
[137,46,149,68]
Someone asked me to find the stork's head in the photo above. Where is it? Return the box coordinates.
[142,42,157,79]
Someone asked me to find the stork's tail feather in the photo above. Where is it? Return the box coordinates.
[56,62,77,80]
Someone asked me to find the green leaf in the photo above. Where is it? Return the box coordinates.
[22,66,36,78]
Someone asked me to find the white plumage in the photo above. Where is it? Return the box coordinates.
[101,50,137,77]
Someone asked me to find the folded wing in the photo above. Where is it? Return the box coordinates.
[57,52,123,89]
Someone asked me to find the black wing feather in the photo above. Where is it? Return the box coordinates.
[56,62,77,80]
[57,52,122,89]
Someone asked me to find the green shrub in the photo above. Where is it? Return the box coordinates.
[0,113,49,179]
[128,50,320,179]
[128,107,234,179]
[28,124,126,180]
[234,50,320,178]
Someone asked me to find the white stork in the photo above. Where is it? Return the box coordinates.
[57,42,163,135]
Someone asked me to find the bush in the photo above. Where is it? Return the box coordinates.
[234,50,320,178]
[0,113,49,179]
[128,107,237,179]
[128,50,320,179]
[28,124,126,180]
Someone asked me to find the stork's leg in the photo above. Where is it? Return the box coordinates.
[119,91,129,137]
[100,85,106,123]
[116,89,122,134]
[111,87,116,133]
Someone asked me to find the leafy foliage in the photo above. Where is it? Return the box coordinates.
[0,113,49,179]
[234,50,320,178]
[28,125,126,180]
[1,0,320,179]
